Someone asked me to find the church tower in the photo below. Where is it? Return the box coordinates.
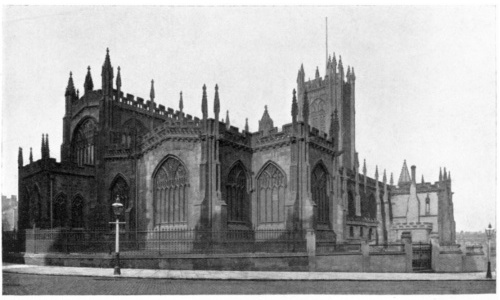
[296,22,356,170]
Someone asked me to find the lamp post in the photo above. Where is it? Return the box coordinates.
[485,223,494,279]
[110,195,125,275]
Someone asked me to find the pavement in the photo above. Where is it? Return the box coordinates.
[2,263,496,281]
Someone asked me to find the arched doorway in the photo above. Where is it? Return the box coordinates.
[312,163,329,225]
[226,162,249,224]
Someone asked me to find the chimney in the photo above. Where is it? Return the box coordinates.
[411,165,416,184]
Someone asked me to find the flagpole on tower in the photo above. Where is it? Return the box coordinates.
[326,17,328,71]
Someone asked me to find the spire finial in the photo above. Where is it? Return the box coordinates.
[84,65,94,93]
[421,175,425,184]
[179,91,184,112]
[383,169,387,183]
[259,105,274,135]
[41,134,45,159]
[338,55,344,74]
[201,84,207,118]
[101,48,113,95]
[375,165,379,179]
[443,167,447,180]
[65,71,76,97]
[245,118,249,133]
[46,134,50,158]
[398,160,411,185]
[291,89,298,121]
[439,167,443,181]
[315,66,320,79]
[297,64,305,84]
[390,172,394,186]
[150,79,155,101]
[363,159,367,176]
[29,147,33,163]
[214,84,220,115]
[226,110,230,129]
[18,147,23,168]
[116,66,121,90]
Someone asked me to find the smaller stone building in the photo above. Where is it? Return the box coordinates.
[389,161,456,244]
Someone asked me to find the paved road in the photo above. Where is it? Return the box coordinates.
[2,272,496,295]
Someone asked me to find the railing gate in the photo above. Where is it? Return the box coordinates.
[412,242,432,271]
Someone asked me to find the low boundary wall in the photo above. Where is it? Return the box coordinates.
[6,243,412,273]
[431,239,495,273]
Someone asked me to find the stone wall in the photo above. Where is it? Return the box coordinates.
[15,250,413,273]
[431,239,495,273]
[137,138,203,230]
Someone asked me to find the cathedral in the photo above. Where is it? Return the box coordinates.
[17,47,456,245]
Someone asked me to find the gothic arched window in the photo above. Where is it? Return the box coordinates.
[226,163,248,223]
[154,156,188,225]
[257,162,286,224]
[72,118,97,166]
[312,163,329,224]
[347,191,356,217]
[53,194,67,228]
[71,196,84,228]
[122,119,148,147]
[310,99,326,132]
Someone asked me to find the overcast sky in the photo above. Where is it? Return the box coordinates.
[2,6,496,232]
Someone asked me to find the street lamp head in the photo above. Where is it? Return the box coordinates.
[112,195,124,217]
[485,223,494,239]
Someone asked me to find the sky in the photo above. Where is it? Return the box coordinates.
[1,6,496,232]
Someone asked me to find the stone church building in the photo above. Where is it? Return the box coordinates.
[17,48,456,245]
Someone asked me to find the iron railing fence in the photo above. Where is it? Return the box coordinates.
[314,229,361,254]
[412,242,432,271]
[20,228,308,255]
[369,244,405,253]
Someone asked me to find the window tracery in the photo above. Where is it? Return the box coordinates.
[154,157,188,225]
[257,163,285,224]
[72,118,97,166]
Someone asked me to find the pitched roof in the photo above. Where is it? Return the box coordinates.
[398,160,411,185]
